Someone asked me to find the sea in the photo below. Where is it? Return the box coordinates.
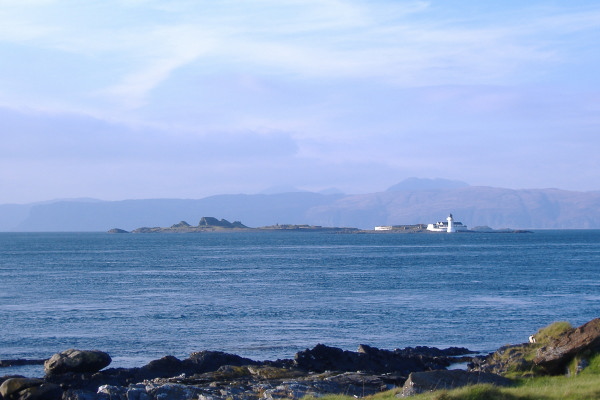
[1,230,599,377]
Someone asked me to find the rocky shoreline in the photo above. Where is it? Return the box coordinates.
[2,319,600,400]
[0,345,477,400]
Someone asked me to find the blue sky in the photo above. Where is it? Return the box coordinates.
[1,0,599,203]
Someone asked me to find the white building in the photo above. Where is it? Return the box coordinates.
[426,214,468,233]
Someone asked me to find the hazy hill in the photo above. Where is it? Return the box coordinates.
[1,183,600,231]
[386,177,469,191]
[306,186,600,229]
[1,192,343,232]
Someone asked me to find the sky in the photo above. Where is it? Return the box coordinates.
[1,0,599,203]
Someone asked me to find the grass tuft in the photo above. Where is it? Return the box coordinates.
[431,384,509,400]
[533,321,573,346]
[304,322,597,400]
[579,353,600,375]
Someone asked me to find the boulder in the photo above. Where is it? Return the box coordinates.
[399,369,513,397]
[294,344,359,372]
[0,378,45,398]
[0,377,62,400]
[0,376,26,388]
[128,353,251,383]
[44,349,112,376]
[294,344,470,375]
[534,318,600,374]
[355,345,436,374]
[187,350,258,373]
[138,355,185,379]
[12,384,62,400]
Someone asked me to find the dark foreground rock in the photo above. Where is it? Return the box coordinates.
[294,344,472,375]
[0,377,62,400]
[44,350,112,376]
[399,370,513,397]
[0,359,46,368]
[110,370,394,400]
[7,320,600,399]
[3,345,475,400]
[188,350,260,372]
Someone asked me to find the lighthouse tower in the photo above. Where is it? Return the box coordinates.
[446,214,455,233]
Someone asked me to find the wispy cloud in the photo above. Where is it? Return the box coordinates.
[96,25,217,108]
[1,1,600,202]
[2,1,599,110]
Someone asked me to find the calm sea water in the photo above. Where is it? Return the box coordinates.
[1,230,599,376]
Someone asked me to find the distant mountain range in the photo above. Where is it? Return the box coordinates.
[2,179,600,231]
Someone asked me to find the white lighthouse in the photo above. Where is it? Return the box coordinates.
[446,214,455,233]
[427,214,468,232]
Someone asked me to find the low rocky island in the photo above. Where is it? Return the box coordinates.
[130,217,251,233]
[2,319,600,400]
[109,217,359,234]
[108,217,530,235]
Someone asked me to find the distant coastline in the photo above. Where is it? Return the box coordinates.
[6,183,600,232]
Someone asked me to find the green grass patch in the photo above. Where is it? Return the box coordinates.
[533,321,573,346]
[305,322,594,399]
[576,352,600,376]
[480,321,575,378]
[305,372,600,400]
